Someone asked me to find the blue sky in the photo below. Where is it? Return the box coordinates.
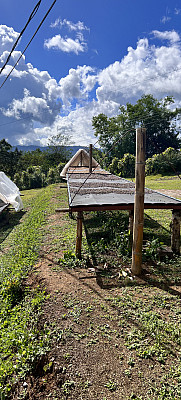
[0,0,181,146]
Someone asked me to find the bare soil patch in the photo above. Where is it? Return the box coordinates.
[18,261,169,400]
[157,189,181,198]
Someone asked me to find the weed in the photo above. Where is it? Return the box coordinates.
[143,238,163,261]
[62,380,75,394]
[58,250,86,269]
[105,380,118,392]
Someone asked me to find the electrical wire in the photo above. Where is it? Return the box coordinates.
[0,0,57,90]
[0,0,42,75]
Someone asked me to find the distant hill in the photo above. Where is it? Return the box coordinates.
[12,145,89,156]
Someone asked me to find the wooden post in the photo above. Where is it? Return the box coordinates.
[76,211,83,259]
[89,144,92,173]
[128,209,134,247]
[80,150,83,166]
[171,210,180,255]
[131,127,146,275]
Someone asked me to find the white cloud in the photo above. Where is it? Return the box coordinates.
[44,34,87,54]
[161,16,171,24]
[1,88,52,122]
[175,8,181,15]
[1,24,181,147]
[0,25,19,54]
[50,18,89,33]
[0,25,63,144]
[33,99,120,147]
[45,18,89,55]
[52,65,97,106]
[96,32,181,105]
[152,30,180,44]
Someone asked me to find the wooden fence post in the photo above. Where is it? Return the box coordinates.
[89,144,92,173]
[128,209,134,247]
[171,210,180,255]
[80,150,83,166]
[76,211,83,259]
[131,127,146,275]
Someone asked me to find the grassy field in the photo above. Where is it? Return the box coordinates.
[0,176,180,399]
[145,175,181,192]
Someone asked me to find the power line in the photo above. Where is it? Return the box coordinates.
[0,0,57,90]
[0,0,42,76]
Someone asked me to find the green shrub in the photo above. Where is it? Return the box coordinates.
[108,157,119,175]
[118,153,135,178]
[146,147,181,175]
[109,154,135,177]
[47,167,60,185]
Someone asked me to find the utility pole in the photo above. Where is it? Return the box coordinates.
[131,127,146,275]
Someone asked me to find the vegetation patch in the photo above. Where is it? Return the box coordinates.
[0,176,180,399]
[0,185,55,397]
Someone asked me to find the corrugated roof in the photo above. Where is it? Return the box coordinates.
[67,166,181,211]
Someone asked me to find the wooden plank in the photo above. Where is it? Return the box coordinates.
[70,203,181,213]
[55,208,70,213]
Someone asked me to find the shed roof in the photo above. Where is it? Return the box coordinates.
[66,166,181,212]
[60,149,99,178]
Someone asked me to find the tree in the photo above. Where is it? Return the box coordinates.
[0,139,22,178]
[92,95,181,161]
[47,127,73,167]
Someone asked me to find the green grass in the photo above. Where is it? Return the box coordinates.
[145,174,181,192]
[128,174,181,193]
[0,185,56,397]
[0,178,180,399]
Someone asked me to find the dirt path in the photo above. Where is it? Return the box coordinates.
[13,187,181,400]
[23,260,156,400]
[157,189,181,198]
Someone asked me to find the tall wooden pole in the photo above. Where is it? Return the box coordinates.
[131,127,146,275]
[89,144,92,173]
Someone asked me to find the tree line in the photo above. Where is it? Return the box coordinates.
[0,138,70,190]
[92,94,181,170]
[0,94,181,189]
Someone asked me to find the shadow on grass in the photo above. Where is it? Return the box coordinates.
[82,210,181,296]
[83,210,172,263]
[139,263,181,297]
[0,209,26,245]
[83,210,129,265]
[56,267,181,358]
[144,214,171,246]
